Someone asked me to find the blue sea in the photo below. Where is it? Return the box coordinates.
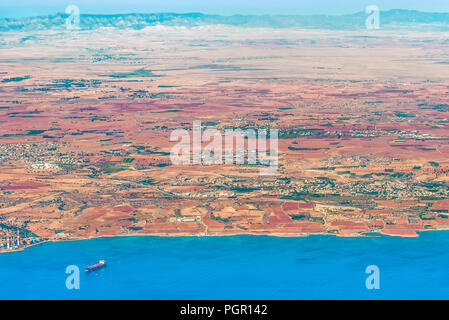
[0,232,448,299]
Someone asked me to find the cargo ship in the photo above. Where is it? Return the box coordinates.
[85,260,106,272]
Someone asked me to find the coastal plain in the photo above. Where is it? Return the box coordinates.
[0,26,449,249]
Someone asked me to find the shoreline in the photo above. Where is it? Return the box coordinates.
[1,227,444,254]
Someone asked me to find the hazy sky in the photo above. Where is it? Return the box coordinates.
[1,0,449,18]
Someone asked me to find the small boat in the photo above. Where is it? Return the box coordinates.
[85,260,106,272]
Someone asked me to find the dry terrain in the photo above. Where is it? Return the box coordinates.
[0,26,449,250]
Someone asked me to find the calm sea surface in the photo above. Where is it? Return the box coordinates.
[1,232,448,299]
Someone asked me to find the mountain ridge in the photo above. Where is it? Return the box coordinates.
[1,9,449,31]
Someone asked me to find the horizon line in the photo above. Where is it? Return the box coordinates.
[2,8,449,20]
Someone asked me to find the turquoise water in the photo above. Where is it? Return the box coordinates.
[0,232,448,299]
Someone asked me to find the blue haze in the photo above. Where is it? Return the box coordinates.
[1,0,449,18]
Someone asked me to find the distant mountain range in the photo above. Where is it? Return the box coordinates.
[1,10,449,31]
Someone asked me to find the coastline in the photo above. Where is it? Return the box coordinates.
[2,227,442,254]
